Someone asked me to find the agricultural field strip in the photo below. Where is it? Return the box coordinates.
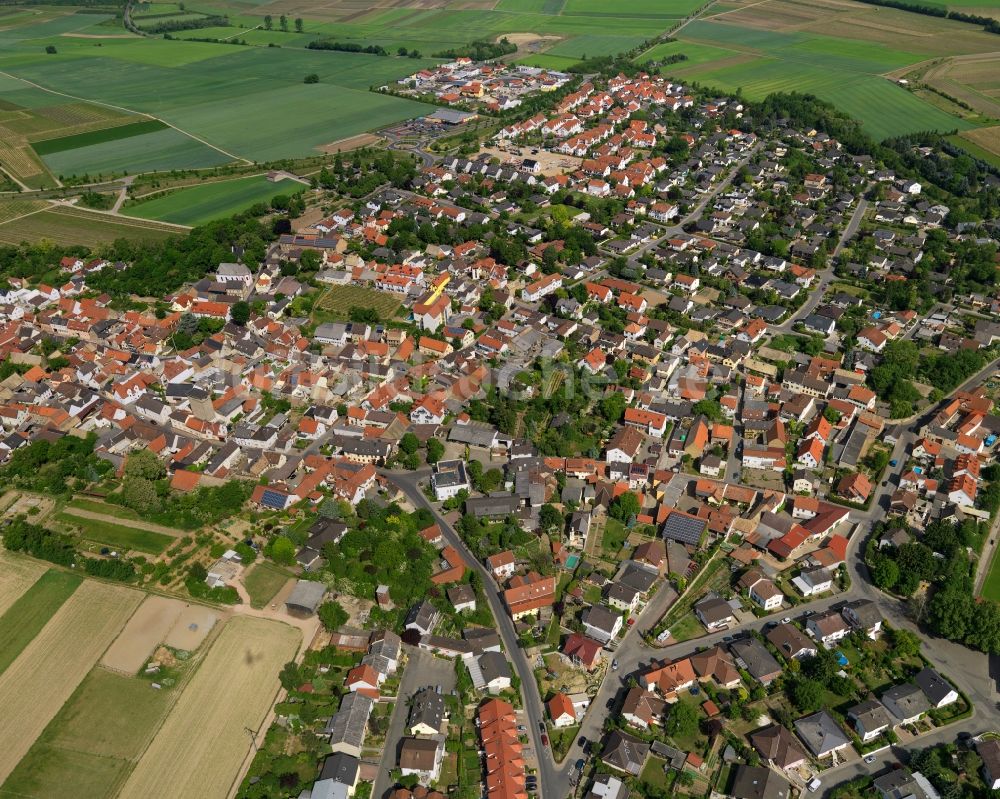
[118,616,301,799]
[0,570,83,676]
[0,579,143,784]
[0,549,47,616]
[57,507,185,536]
[101,595,187,675]
[0,69,250,164]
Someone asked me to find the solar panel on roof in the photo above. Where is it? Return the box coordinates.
[261,489,287,510]
[660,512,706,545]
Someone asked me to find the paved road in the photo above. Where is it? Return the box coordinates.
[773,195,869,334]
[371,647,456,799]
[603,141,765,269]
[381,469,560,799]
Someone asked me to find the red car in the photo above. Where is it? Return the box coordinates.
[541,734,549,747]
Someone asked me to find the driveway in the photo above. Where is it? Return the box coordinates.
[371,646,457,799]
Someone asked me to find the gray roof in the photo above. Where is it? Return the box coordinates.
[730,638,782,682]
[479,650,512,684]
[794,710,850,757]
[584,604,620,635]
[731,765,791,799]
[409,686,446,732]
[326,692,374,749]
[286,580,326,613]
[600,730,650,775]
[913,667,956,706]
[881,683,930,721]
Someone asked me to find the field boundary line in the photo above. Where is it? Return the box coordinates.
[0,70,251,168]
[57,507,187,537]
[103,614,226,799]
[50,200,192,230]
[0,202,49,226]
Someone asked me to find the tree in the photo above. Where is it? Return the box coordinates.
[426,438,444,465]
[270,535,296,565]
[126,449,166,480]
[279,660,302,691]
[665,700,699,739]
[303,73,319,84]
[189,562,208,582]
[399,432,420,455]
[789,677,824,712]
[123,474,161,513]
[294,17,303,31]
[870,556,899,592]
[263,14,272,29]
[539,504,563,532]
[317,600,349,632]
[45,45,57,54]
[279,14,288,30]
[230,300,250,326]
[609,491,640,522]
[891,628,921,658]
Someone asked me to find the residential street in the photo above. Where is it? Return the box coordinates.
[380,340,1000,798]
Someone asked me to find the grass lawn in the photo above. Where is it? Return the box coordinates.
[980,548,1000,601]
[244,562,292,609]
[56,511,174,555]
[548,724,579,761]
[314,284,402,323]
[124,174,304,227]
[669,613,705,643]
[601,518,627,553]
[66,497,141,521]
[1,666,176,799]
[0,569,82,676]
[641,756,672,791]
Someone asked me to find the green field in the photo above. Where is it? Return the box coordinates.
[314,284,402,322]
[0,35,438,164]
[56,512,175,555]
[981,547,1000,602]
[0,570,82,676]
[42,125,233,179]
[0,206,180,247]
[66,498,143,521]
[125,174,306,226]
[636,39,738,69]
[673,21,979,140]
[244,562,291,609]
[1,666,176,799]
[33,118,168,154]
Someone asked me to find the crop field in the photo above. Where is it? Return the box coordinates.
[0,206,182,247]
[957,126,1000,163]
[2,666,177,799]
[0,24,438,165]
[125,174,306,226]
[0,580,143,785]
[118,616,300,799]
[0,549,47,616]
[33,118,168,154]
[0,570,83,676]
[42,125,233,180]
[67,497,143,520]
[668,5,1000,140]
[315,284,403,321]
[56,511,175,555]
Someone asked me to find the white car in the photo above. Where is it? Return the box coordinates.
[807,778,822,793]
[864,754,877,764]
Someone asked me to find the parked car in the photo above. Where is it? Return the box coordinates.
[575,759,585,771]
[541,734,549,747]
[538,721,545,733]
[578,736,588,749]
[612,659,619,671]
[808,778,822,793]
[864,755,877,764]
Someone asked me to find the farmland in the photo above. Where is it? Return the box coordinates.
[117,616,300,799]
[0,579,142,785]
[0,548,47,615]
[315,284,403,322]
[0,569,82,676]
[0,206,182,247]
[2,666,177,799]
[124,174,306,226]
[55,510,176,555]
